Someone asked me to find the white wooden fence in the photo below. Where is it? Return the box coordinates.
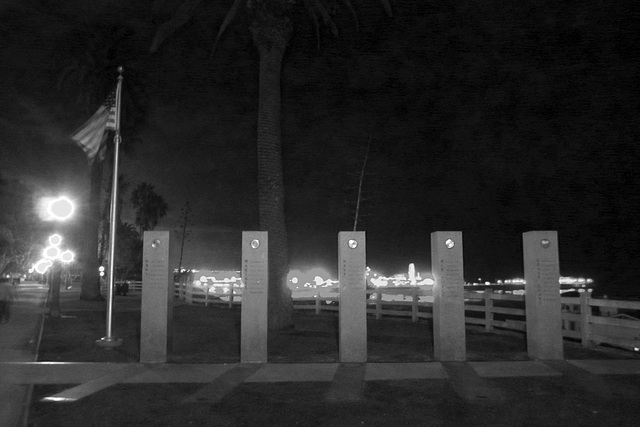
[175,281,242,308]
[112,281,640,352]
[101,281,143,294]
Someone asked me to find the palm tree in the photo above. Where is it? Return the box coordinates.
[114,222,143,282]
[150,0,392,330]
[130,183,169,234]
[54,23,149,300]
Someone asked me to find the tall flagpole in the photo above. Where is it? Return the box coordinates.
[97,66,124,348]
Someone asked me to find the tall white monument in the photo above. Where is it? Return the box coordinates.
[523,231,563,360]
[241,231,269,363]
[431,231,466,361]
[140,231,173,363]
[338,231,367,363]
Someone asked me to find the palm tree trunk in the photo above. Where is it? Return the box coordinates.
[250,4,293,331]
[80,159,103,300]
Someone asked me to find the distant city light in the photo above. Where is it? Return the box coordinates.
[195,270,243,288]
[287,267,337,290]
[187,264,593,299]
[286,265,435,290]
[499,277,593,286]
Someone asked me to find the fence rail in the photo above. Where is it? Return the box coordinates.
[109,281,640,353]
[100,281,143,294]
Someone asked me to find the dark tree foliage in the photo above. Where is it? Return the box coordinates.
[131,182,169,234]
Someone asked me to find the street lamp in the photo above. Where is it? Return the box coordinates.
[34,259,53,275]
[39,196,76,318]
[43,244,61,260]
[46,196,75,221]
[60,250,75,264]
[48,234,63,246]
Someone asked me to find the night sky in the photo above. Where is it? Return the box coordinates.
[1,1,638,294]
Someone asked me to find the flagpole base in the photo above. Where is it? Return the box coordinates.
[96,336,123,348]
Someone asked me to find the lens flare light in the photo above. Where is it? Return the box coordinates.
[48,234,62,246]
[60,250,75,263]
[43,245,61,260]
[46,196,75,221]
[34,259,53,274]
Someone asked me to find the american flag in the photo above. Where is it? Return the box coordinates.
[71,89,117,162]
[105,89,117,131]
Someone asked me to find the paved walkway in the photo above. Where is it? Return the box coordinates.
[2,358,640,405]
[0,282,48,427]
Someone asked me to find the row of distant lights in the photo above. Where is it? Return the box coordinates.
[290,272,594,289]
[184,267,593,290]
[484,277,594,285]
[288,266,434,289]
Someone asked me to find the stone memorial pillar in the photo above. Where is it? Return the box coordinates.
[140,231,173,363]
[431,231,466,361]
[338,231,367,363]
[241,231,268,363]
[523,231,563,360]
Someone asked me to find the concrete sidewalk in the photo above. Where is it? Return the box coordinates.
[0,282,48,427]
[3,359,640,404]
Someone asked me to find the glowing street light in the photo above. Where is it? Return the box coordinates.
[48,234,62,246]
[38,201,76,318]
[43,245,61,260]
[60,250,75,263]
[34,259,53,275]
[47,196,75,221]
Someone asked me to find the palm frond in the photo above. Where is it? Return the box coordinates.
[210,0,244,58]
[150,0,203,53]
[303,0,341,49]
[341,0,359,31]
[379,0,393,17]
[312,0,339,37]
[304,0,392,49]
[303,0,321,49]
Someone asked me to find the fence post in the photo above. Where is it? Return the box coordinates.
[376,291,382,320]
[484,291,493,331]
[228,285,234,309]
[580,292,592,347]
[412,288,418,322]
[315,292,321,315]
[205,286,209,307]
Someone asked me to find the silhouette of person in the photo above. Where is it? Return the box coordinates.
[0,280,15,323]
